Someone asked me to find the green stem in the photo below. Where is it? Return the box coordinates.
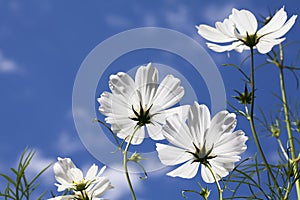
[248,48,282,196]
[278,44,300,199]
[206,164,223,200]
[123,126,140,200]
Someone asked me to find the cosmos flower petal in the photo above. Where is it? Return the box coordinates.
[48,195,75,200]
[97,166,106,177]
[207,41,243,53]
[109,72,136,98]
[125,126,145,145]
[201,164,216,183]
[90,177,114,197]
[213,130,248,155]
[135,63,158,106]
[152,105,190,123]
[146,122,165,140]
[257,7,287,36]
[98,92,132,116]
[162,114,194,150]
[53,157,77,184]
[167,160,200,179]
[86,164,98,181]
[205,111,236,148]
[68,168,84,183]
[152,75,184,111]
[256,37,285,54]
[229,8,258,35]
[188,103,210,145]
[215,18,235,38]
[266,15,297,39]
[156,143,192,165]
[196,24,236,43]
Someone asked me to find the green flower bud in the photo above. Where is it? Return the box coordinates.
[270,120,280,138]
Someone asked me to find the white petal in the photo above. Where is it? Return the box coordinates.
[230,8,258,35]
[167,160,200,179]
[207,41,243,53]
[213,130,248,156]
[152,75,184,111]
[48,195,75,200]
[109,72,136,98]
[152,105,190,123]
[188,102,210,146]
[156,143,192,165]
[135,63,158,106]
[120,126,145,145]
[97,166,106,177]
[68,168,84,182]
[265,15,297,39]
[53,157,76,183]
[89,177,113,197]
[146,122,165,140]
[256,38,285,54]
[162,114,194,150]
[98,92,133,117]
[215,18,235,38]
[197,24,236,43]
[85,164,98,181]
[257,7,287,36]
[205,111,236,149]
[201,164,215,183]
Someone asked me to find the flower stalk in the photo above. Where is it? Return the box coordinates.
[205,164,223,200]
[248,48,282,196]
[123,126,141,200]
[277,44,300,199]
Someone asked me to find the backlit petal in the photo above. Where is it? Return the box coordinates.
[257,7,287,36]
[197,24,236,43]
[156,143,192,165]
[230,8,258,35]
[167,160,200,179]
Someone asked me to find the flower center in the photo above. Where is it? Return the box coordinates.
[130,102,153,127]
[73,179,88,191]
[242,33,259,48]
[188,143,216,166]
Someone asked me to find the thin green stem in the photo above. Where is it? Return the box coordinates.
[278,44,300,199]
[248,48,282,196]
[206,164,223,200]
[123,126,140,200]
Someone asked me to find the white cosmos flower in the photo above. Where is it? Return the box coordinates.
[51,157,113,200]
[196,7,297,54]
[156,102,248,183]
[98,63,189,145]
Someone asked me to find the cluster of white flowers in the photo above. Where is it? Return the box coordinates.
[99,63,248,183]
[50,158,113,200]
[196,7,297,54]
[50,6,297,199]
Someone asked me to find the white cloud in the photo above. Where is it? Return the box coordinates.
[55,130,85,154]
[25,149,54,184]
[102,165,144,200]
[0,52,19,73]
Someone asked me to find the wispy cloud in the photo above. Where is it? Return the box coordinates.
[54,131,85,154]
[102,166,144,200]
[25,149,54,184]
[0,51,19,73]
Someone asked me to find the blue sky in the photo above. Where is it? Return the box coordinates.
[0,0,300,199]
